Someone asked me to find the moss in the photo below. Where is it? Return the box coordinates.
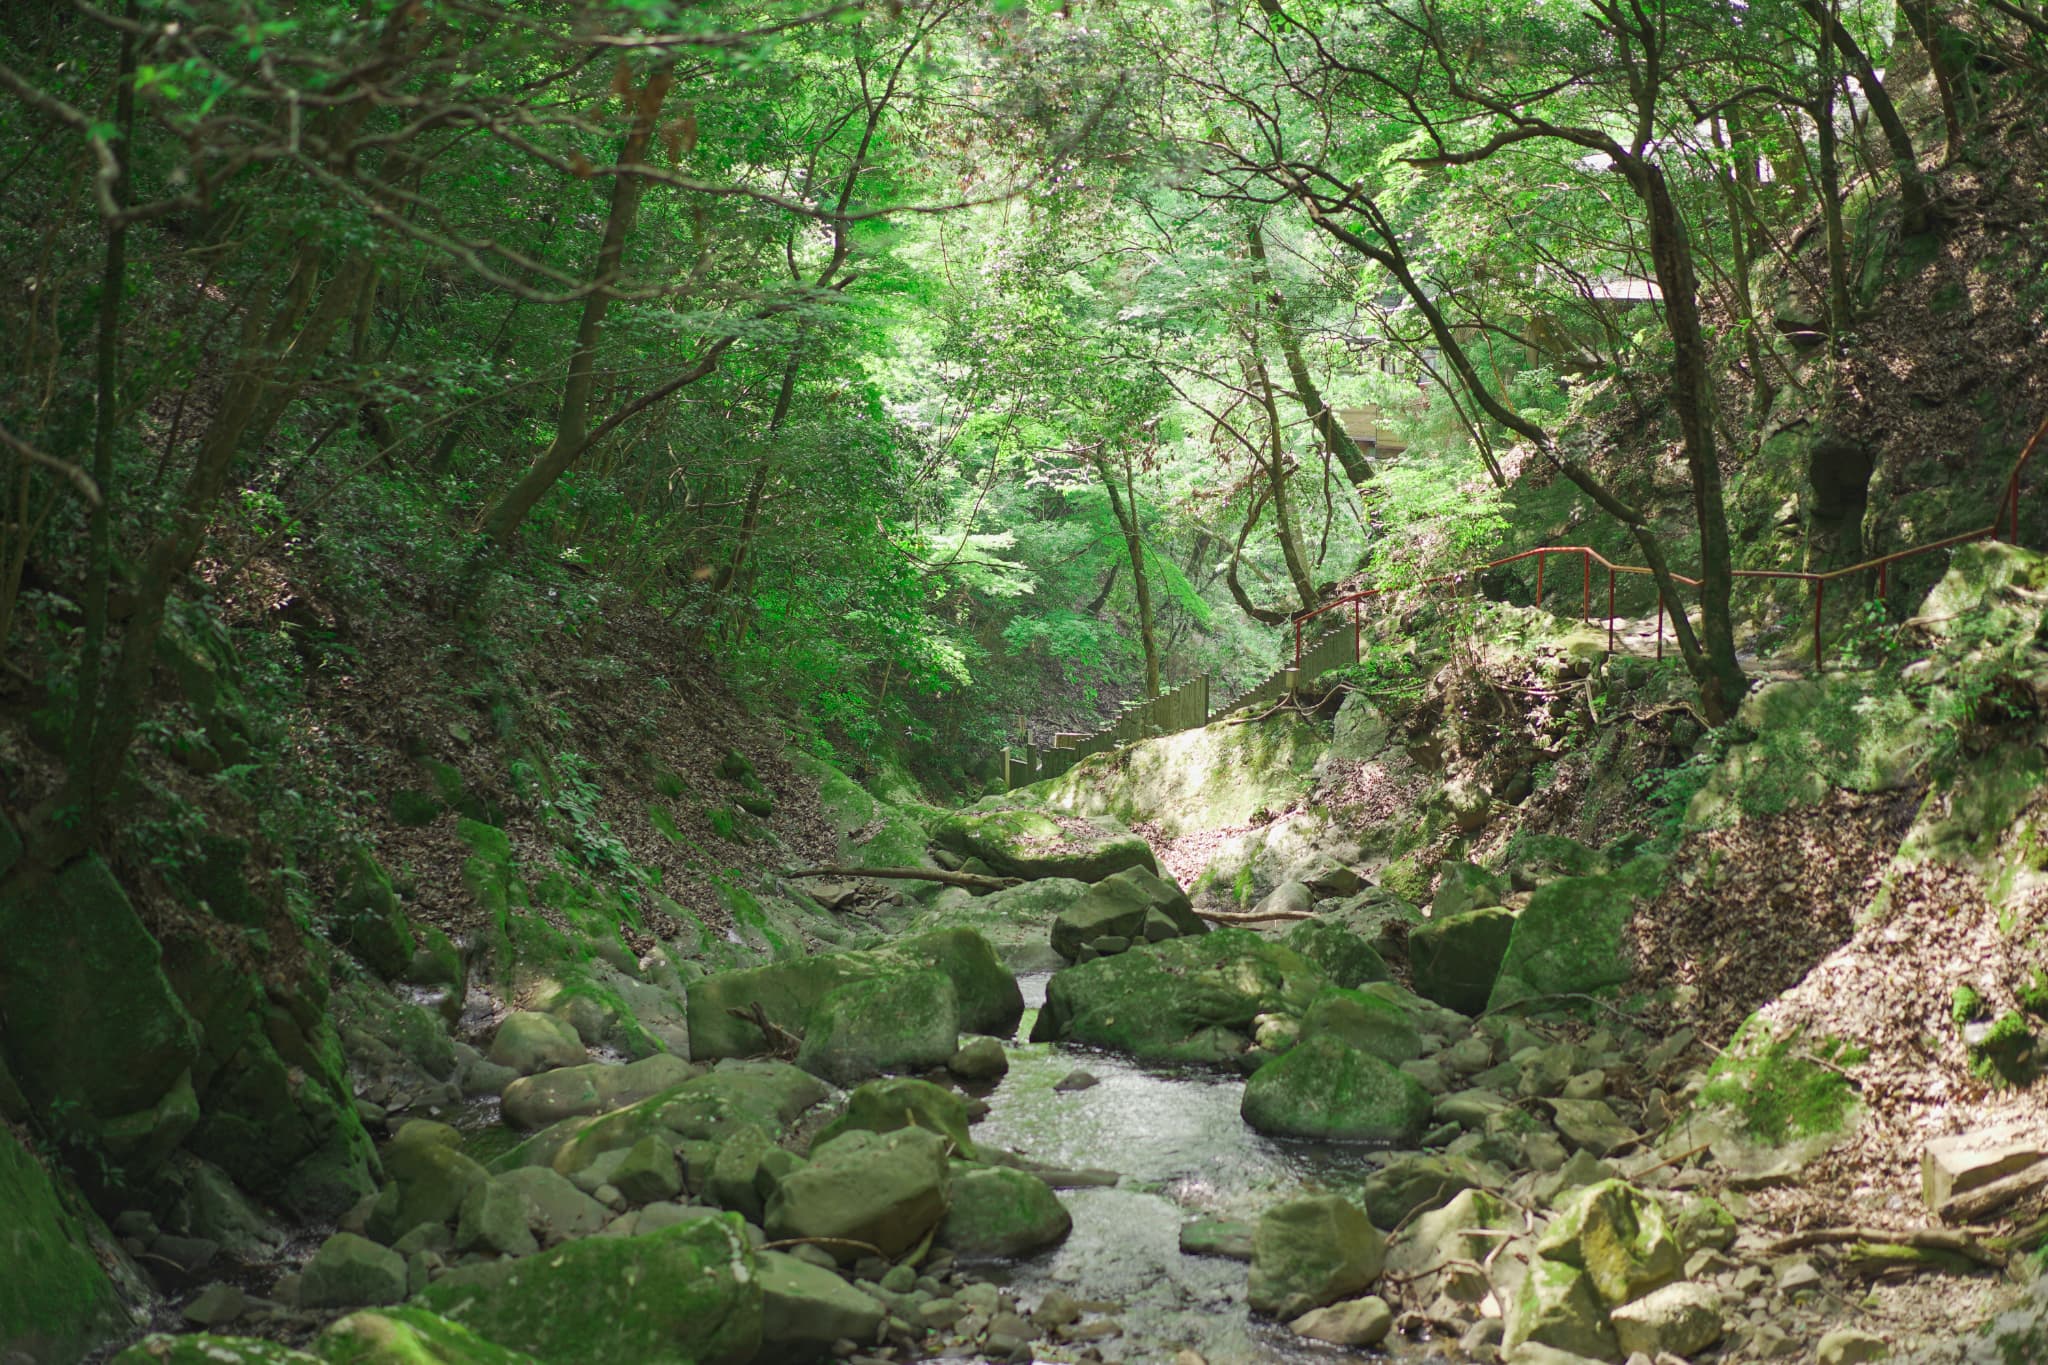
[652,768,688,799]
[0,1130,131,1363]
[708,806,741,842]
[1695,1022,1866,1146]
[648,804,689,845]
[1953,985,1984,1027]
[389,789,442,826]
[1239,1034,1434,1142]
[2018,969,2048,1020]
[1378,853,1430,905]
[322,1307,543,1363]
[1971,1010,2037,1086]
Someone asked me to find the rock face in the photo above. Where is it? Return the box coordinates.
[500,1055,698,1131]
[415,1217,761,1365]
[487,1012,588,1077]
[1240,1035,1435,1143]
[764,1127,952,1262]
[794,969,960,1086]
[937,1166,1073,1259]
[1247,1195,1385,1320]
[932,804,1158,881]
[1408,906,1516,1015]
[1031,929,1326,1065]
[686,928,1022,1063]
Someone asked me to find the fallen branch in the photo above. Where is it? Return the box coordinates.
[759,1235,886,1258]
[1193,907,1316,923]
[789,864,1021,892]
[727,1002,801,1060]
[1767,1225,2005,1266]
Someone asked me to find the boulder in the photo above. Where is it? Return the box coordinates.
[1288,1295,1392,1348]
[1050,867,1205,961]
[932,805,1158,881]
[1297,987,1423,1065]
[757,1250,886,1361]
[1609,1280,1724,1357]
[1546,1099,1636,1157]
[1241,1036,1435,1143]
[1501,1258,1618,1360]
[814,1076,974,1154]
[794,969,960,1086]
[1488,862,1664,1011]
[416,1217,761,1365]
[1815,1327,1890,1364]
[1409,906,1516,1016]
[1534,1180,1683,1308]
[686,929,1021,1063]
[333,850,415,981]
[937,1166,1073,1259]
[1384,1188,1516,1301]
[367,1142,488,1243]
[493,1167,606,1244]
[298,1232,408,1310]
[948,1036,1009,1082]
[1283,920,1390,989]
[1922,1125,2048,1210]
[515,1062,831,1178]
[609,1136,682,1206]
[1031,929,1327,1065]
[764,1127,952,1262]
[1179,1217,1255,1261]
[454,1179,538,1257]
[487,1013,588,1077]
[1363,1154,1495,1232]
[321,1307,542,1364]
[1247,1195,1385,1320]
[500,1055,698,1131]
[1431,863,1510,920]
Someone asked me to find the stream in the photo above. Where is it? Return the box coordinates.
[967,973,1464,1364]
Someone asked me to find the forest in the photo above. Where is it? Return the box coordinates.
[5,0,2048,1363]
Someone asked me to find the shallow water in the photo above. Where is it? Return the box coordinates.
[959,974,1465,1364]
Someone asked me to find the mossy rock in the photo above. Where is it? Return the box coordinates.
[322,1307,544,1364]
[0,856,201,1160]
[1029,929,1328,1065]
[1240,1035,1434,1143]
[686,928,1021,1063]
[794,970,960,1087]
[1486,858,1667,1012]
[1031,711,1329,837]
[1,1130,133,1364]
[1535,1179,1684,1308]
[334,848,416,979]
[1247,1195,1385,1320]
[1409,906,1516,1016]
[1283,920,1389,989]
[389,790,443,827]
[1683,1017,1865,1183]
[937,1165,1073,1259]
[931,804,1157,882]
[763,1127,952,1263]
[415,1217,761,1365]
[814,1076,975,1155]
[502,1062,831,1178]
[1296,986,1423,1065]
[1432,862,1510,919]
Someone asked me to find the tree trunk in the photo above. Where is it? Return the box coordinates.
[482,69,673,547]
[1092,449,1160,698]
[1248,221,1375,489]
[1801,0,1933,231]
[1244,349,1318,610]
[1225,486,1290,625]
[1626,161,1748,721]
[1898,0,1967,159]
[1813,51,1856,333]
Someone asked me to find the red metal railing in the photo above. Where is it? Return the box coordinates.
[1293,412,2048,672]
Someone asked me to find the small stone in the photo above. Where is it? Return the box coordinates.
[1609,1281,1724,1358]
[180,1283,249,1328]
[1773,1256,1823,1294]
[1032,1291,1083,1329]
[611,1135,683,1206]
[1444,1035,1495,1074]
[1178,1217,1254,1261]
[486,1011,588,1076]
[880,1263,917,1294]
[1547,1099,1636,1157]
[920,1298,967,1328]
[1171,1353,1206,1365]
[152,1234,220,1272]
[1288,1295,1392,1347]
[1816,1327,1889,1364]
[1562,1070,1607,1101]
[298,1231,407,1310]
[985,1311,1035,1354]
[1090,935,1131,955]
[1053,1070,1100,1093]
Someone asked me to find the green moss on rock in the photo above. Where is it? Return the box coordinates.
[1240,1035,1435,1143]
[1,1130,132,1364]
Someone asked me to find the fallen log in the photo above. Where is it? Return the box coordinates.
[789,864,1022,892]
[1768,1224,2006,1268]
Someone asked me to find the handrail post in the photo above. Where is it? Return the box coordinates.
[1352,599,1360,663]
[1607,567,1616,653]
[1293,617,1302,667]
[1656,592,1664,661]
[1536,549,1544,604]
[1582,550,1592,623]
